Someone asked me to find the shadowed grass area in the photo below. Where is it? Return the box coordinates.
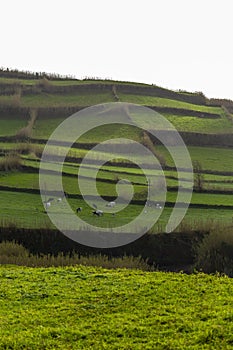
[0,118,28,136]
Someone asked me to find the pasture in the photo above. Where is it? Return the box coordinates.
[0,74,232,254]
[0,96,233,232]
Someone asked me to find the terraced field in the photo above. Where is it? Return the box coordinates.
[0,75,233,233]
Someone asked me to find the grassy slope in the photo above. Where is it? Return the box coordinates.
[164,113,233,134]
[21,92,115,107]
[0,265,232,350]
[118,93,222,114]
[157,146,233,173]
[0,76,233,229]
[0,119,28,136]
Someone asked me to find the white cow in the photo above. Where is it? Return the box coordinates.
[106,201,116,208]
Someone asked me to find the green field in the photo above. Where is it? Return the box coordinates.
[164,113,233,133]
[1,140,233,230]
[118,93,223,114]
[0,265,232,349]
[0,118,28,136]
[157,145,233,173]
[21,92,115,108]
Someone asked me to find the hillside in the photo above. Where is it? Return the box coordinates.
[0,68,233,272]
[0,70,233,142]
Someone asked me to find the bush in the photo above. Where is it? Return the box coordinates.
[35,77,53,92]
[0,153,22,171]
[15,108,37,140]
[142,131,166,166]
[16,142,42,157]
[0,241,151,270]
[0,241,29,258]
[194,227,233,276]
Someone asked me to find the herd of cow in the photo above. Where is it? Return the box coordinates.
[43,197,116,216]
[44,198,162,216]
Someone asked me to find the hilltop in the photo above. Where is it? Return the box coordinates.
[1,67,233,146]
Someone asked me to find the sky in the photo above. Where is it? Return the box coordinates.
[1,0,233,99]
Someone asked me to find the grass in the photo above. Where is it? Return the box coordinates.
[0,142,19,150]
[32,117,68,139]
[0,118,28,136]
[188,147,233,173]
[118,94,223,114]
[0,182,232,231]
[3,163,231,205]
[164,113,233,134]
[0,265,232,349]
[0,190,53,229]
[0,138,232,233]
[156,146,233,173]
[33,120,142,141]
[20,92,115,107]
[3,143,233,183]
[0,76,233,243]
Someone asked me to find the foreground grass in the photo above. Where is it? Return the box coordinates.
[0,265,232,349]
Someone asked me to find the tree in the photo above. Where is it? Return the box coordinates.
[193,160,204,191]
[141,131,166,167]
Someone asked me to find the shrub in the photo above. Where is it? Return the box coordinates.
[0,153,22,171]
[16,142,42,157]
[194,227,233,276]
[0,241,29,258]
[15,108,37,140]
[35,77,53,92]
[193,160,204,191]
[142,131,166,167]
[112,85,119,101]
[11,88,21,107]
[0,241,151,270]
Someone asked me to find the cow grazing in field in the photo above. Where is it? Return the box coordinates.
[106,201,116,208]
[92,209,103,217]
[44,201,51,213]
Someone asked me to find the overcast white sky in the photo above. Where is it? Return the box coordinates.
[1,0,233,99]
